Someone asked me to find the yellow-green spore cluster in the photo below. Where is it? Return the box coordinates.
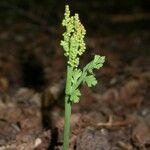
[60,5,86,67]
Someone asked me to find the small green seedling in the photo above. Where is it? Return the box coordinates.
[61,5,105,150]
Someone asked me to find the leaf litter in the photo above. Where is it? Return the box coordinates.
[0,17,150,150]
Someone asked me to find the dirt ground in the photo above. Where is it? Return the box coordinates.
[0,6,150,150]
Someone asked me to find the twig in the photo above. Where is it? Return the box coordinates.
[97,115,132,128]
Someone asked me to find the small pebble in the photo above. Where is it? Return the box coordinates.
[34,138,42,148]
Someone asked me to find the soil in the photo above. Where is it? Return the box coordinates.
[0,5,150,150]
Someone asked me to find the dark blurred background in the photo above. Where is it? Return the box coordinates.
[0,0,149,91]
[0,0,150,33]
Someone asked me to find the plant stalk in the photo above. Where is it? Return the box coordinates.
[63,66,73,150]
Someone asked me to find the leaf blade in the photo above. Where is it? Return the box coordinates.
[84,75,97,87]
[70,89,81,103]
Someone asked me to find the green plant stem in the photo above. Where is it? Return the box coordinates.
[63,95,72,150]
[63,66,73,150]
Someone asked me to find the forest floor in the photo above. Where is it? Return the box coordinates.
[0,10,150,150]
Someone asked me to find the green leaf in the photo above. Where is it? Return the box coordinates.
[70,89,81,103]
[84,55,105,74]
[71,69,82,84]
[93,55,105,69]
[83,75,97,87]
